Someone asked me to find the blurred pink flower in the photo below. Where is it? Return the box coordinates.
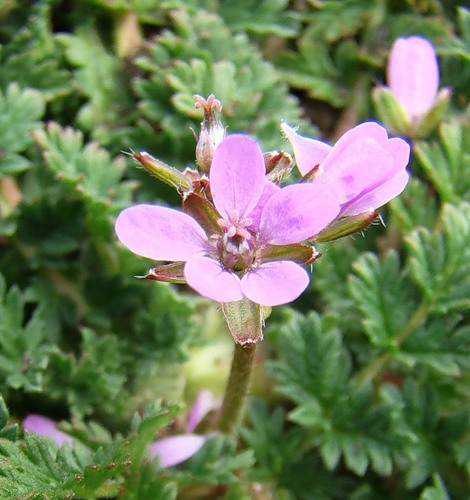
[387,36,440,122]
[23,414,74,446]
[281,121,410,217]
[149,390,219,468]
[116,134,340,307]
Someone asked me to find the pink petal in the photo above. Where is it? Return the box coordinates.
[339,136,410,215]
[186,390,219,433]
[387,36,439,119]
[184,256,244,302]
[115,204,208,262]
[259,183,340,245]
[210,135,266,220]
[281,121,332,176]
[149,434,207,467]
[321,135,395,204]
[321,122,389,174]
[341,169,410,216]
[248,180,280,232]
[241,261,310,306]
[23,414,74,446]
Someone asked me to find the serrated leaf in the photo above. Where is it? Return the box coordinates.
[415,123,470,203]
[406,203,470,313]
[349,251,414,348]
[0,83,44,176]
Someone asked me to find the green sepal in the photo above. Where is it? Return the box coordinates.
[372,86,411,136]
[314,211,378,242]
[183,193,222,236]
[139,262,186,284]
[260,243,320,265]
[221,298,264,346]
[133,151,192,192]
[414,88,451,139]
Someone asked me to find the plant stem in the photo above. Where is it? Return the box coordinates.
[217,343,257,434]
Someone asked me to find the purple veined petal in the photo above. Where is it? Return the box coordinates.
[339,135,410,215]
[186,390,219,433]
[23,414,74,447]
[115,204,209,262]
[210,135,266,220]
[248,180,280,232]
[184,256,244,302]
[280,121,332,176]
[387,36,439,119]
[341,168,410,216]
[241,261,310,306]
[321,135,395,205]
[149,434,207,468]
[260,183,340,245]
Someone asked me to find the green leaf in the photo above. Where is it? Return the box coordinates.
[0,83,44,176]
[406,203,470,313]
[415,123,470,203]
[0,275,53,393]
[349,251,415,349]
[34,122,135,207]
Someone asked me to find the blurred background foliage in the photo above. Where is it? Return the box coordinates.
[0,0,470,498]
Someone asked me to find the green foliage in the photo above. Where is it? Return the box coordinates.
[415,123,470,203]
[0,275,53,393]
[0,0,470,497]
[0,83,45,176]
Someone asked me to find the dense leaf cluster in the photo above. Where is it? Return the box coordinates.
[0,0,469,498]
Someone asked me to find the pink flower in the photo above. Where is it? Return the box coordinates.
[116,135,340,306]
[387,36,440,122]
[280,121,410,217]
[23,414,75,446]
[149,390,219,468]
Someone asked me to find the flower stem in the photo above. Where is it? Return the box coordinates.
[217,343,257,434]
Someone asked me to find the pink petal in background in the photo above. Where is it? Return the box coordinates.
[387,36,439,119]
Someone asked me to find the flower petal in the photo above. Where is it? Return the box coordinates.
[339,136,410,215]
[115,204,208,262]
[149,434,207,468]
[260,183,340,245]
[23,414,74,447]
[321,135,394,204]
[281,121,332,176]
[210,135,266,219]
[387,36,439,119]
[248,180,280,231]
[184,256,244,302]
[186,390,219,433]
[241,261,310,306]
[341,169,410,216]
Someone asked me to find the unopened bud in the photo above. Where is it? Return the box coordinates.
[373,86,411,136]
[414,87,451,139]
[194,94,226,173]
[133,152,192,193]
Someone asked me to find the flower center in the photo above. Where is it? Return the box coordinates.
[215,210,257,272]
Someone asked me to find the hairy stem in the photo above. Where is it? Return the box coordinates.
[217,343,257,434]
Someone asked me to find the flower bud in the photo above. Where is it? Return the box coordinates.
[194,94,226,173]
[133,151,192,192]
